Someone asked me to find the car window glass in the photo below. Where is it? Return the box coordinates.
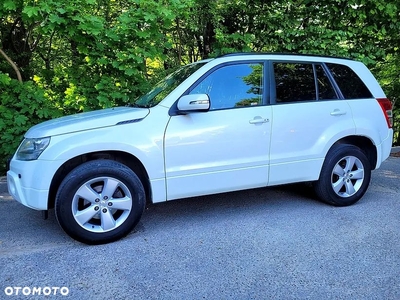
[134,62,206,107]
[326,63,372,99]
[315,64,338,100]
[190,63,263,110]
[273,63,316,103]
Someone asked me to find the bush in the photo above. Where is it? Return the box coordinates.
[0,74,62,175]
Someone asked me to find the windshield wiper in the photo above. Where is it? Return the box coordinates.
[127,103,146,108]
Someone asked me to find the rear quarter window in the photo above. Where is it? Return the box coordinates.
[326,63,373,99]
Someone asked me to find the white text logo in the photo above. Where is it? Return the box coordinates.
[4,286,69,296]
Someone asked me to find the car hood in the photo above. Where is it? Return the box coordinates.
[25,107,150,138]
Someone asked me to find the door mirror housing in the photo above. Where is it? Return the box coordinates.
[177,94,210,113]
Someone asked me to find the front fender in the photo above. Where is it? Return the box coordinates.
[41,107,170,183]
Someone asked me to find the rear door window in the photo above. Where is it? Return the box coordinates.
[315,64,338,100]
[273,63,316,103]
[272,62,338,103]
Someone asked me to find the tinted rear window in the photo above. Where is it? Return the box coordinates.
[273,62,338,103]
[326,63,372,99]
[274,63,316,102]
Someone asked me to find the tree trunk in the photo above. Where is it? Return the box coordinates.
[0,48,23,82]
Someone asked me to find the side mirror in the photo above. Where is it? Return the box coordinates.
[177,94,210,113]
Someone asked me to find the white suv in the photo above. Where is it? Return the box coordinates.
[7,53,393,244]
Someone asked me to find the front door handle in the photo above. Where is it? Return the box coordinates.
[330,109,347,116]
[249,116,269,124]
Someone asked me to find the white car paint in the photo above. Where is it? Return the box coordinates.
[165,106,272,199]
[7,54,393,212]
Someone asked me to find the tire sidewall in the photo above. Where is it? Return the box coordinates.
[316,145,371,206]
[55,160,145,244]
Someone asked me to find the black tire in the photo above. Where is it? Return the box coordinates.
[313,144,371,206]
[55,160,145,244]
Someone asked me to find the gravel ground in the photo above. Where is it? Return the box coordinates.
[0,157,399,299]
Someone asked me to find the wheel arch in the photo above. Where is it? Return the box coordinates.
[48,151,151,209]
[330,135,377,170]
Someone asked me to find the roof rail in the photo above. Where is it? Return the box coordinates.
[217,52,353,60]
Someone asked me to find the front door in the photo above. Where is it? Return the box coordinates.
[164,62,272,200]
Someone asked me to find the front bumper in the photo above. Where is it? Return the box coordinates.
[7,170,49,210]
[7,158,62,211]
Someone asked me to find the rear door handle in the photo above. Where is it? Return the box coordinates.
[330,109,347,116]
[249,116,269,124]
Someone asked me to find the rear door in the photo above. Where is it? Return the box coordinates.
[268,61,356,185]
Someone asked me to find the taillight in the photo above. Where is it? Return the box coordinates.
[377,98,393,128]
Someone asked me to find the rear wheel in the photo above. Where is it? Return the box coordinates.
[313,144,371,206]
[55,160,145,244]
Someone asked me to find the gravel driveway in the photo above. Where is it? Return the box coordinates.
[1,157,399,299]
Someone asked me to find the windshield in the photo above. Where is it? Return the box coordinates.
[132,62,207,108]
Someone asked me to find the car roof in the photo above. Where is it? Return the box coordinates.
[217,52,354,61]
[190,53,362,67]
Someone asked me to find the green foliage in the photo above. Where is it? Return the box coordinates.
[18,0,183,109]
[0,75,62,174]
[373,55,400,145]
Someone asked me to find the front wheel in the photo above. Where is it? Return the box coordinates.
[313,144,371,206]
[55,160,145,244]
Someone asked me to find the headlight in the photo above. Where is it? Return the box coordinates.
[16,137,51,161]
